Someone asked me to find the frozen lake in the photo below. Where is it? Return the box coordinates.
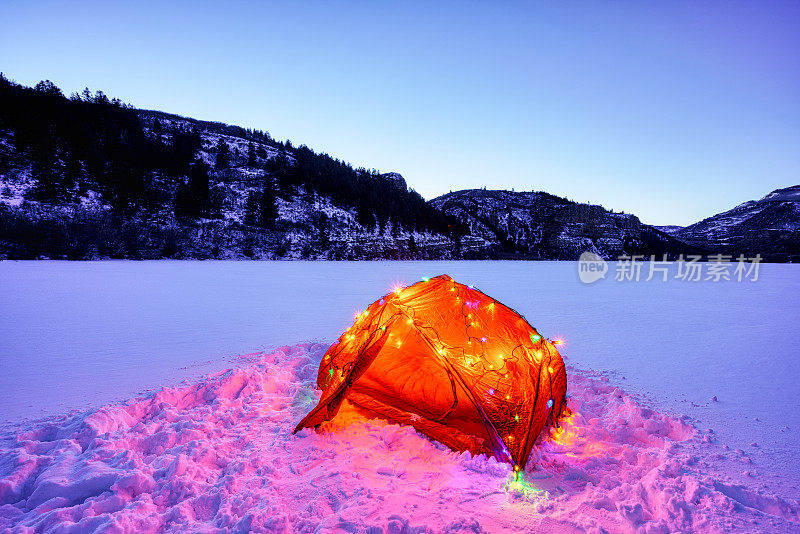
[1,260,799,498]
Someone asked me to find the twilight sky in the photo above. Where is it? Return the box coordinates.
[2,1,798,225]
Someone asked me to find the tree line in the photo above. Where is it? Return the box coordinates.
[0,75,203,213]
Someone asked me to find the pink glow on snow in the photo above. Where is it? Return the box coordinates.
[546,406,610,462]
[0,344,798,532]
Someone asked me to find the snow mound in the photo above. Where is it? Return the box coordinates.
[1,344,797,533]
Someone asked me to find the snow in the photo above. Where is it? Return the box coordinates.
[1,345,798,532]
[678,184,800,244]
[199,131,280,168]
[653,225,683,235]
[1,261,799,532]
[762,185,800,203]
[0,167,33,207]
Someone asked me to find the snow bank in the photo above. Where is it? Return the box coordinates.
[1,344,797,533]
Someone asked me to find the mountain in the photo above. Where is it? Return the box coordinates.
[654,225,683,235]
[1,77,796,261]
[673,186,800,261]
[0,77,467,260]
[430,189,703,260]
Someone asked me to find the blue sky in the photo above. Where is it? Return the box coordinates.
[2,1,798,225]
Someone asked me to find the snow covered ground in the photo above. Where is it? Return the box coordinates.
[1,261,799,532]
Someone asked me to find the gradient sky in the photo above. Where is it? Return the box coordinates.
[2,1,799,225]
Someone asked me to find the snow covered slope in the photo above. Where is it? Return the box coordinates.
[654,225,683,235]
[675,185,800,260]
[2,76,797,261]
[0,78,469,260]
[0,107,467,260]
[431,189,702,260]
[1,344,798,533]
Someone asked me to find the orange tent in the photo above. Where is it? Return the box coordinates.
[294,274,567,471]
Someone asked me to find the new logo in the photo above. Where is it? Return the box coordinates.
[578,252,607,283]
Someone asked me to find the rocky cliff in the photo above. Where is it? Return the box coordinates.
[430,189,704,260]
[674,185,800,261]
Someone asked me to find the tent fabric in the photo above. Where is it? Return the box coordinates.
[294,274,567,470]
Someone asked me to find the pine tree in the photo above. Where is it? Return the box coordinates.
[188,161,211,217]
[247,142,256,167]
[408,234,418,254]
[244,191,260,226]
[173,162,210,220]
[93,90,109,105]
[34,80,63,97]
[244,181,278,227]
[174,182,193,220]
[28,154,63,202]
[260,182,278,227]
[215,138,230,169]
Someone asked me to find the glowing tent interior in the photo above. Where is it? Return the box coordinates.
[294,275,568,471]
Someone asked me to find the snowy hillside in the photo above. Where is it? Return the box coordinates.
[654,225,683,235]
[0,152,457,261]
[431,189,702,260]
[0,78,466,260]
[141,113,463,260]
[675,185,800,260]
[2,77,798,261]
